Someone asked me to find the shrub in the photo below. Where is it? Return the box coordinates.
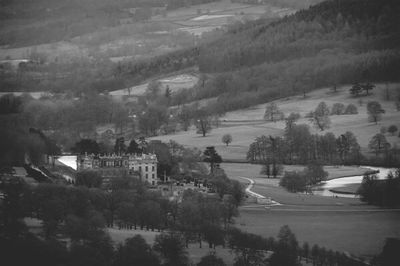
[388,125,398,136]
[330,103,345,115]
[279,171,308,192]
[344,103,358,114]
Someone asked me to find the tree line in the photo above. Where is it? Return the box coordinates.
[358,169,400,207]
[0,176,374,266]
[247,121,362,166]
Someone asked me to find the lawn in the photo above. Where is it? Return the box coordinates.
[222,163,370,180]
[221,162,369,206]
[221,162,400,260]
[220,84,400,154]
[236,208,400,259]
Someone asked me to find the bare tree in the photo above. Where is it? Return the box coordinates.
[309,102,331,131]
[264,102,284,122]
[367,101,385,124]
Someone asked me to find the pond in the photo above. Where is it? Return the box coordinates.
[313,166,396,198]
[57,155,77,170]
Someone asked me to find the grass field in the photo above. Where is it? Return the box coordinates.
[222,163,364,206]
[109,73,199,98]
[151,84,400,161]
[220,162,400,260]
[236,208,400,259]
[152,0,295,35]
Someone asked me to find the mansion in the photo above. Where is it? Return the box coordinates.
[77,153,158,185]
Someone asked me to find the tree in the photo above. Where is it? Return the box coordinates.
[177,105,192,131]
[222,134,232,146]
[270,225,298,266]
[349,83,362,97]
[302,242,310,263]
[127,139,142,154]
[75,170,102,188]
[264,102,283,122]
[153,232,188,266]
[337,131,361,164]
[357,173,379,205]
[69,232,114,266]
[203,146,222,174]
[228,228,266,266]
[311,244,320,265]
[344,103,358,114]
[285,112,301,130]
[198,253,226,266]
[146,81,162,98]
[165,85,171,99]
[114,235,160,266]
[72,139,100,154]
[362,82,375,95]
[388,125,398,136]
[114,137,126,154]
[280,171,308,192]
[369,133,390,156]
[305,162,328,184]
[195,109,212,137]
[309,102,331,131]
[0,178,28,238]
[330,103,345,115]
[367,101,385,124]
[148,140,173,179]
[377,238,400,266]
[229,180,245,207]
[139,105,168,136]
[202,224,225,249]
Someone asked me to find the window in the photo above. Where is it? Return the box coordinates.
[152,166,155,171]
[145,166,148,172]
[146,174,148,179]
[152,174,155,179]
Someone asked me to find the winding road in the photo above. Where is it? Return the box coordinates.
[239,176,281,206]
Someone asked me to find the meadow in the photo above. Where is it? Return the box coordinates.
[220,162,400,260]
[109,73,199,98]
[236,207,400,260]
[151,84,400,161]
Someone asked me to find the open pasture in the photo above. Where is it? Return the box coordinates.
[222,163,365,206]
[237,207,400,259]
[152,84,400,161]
[152,0,294,35]
[221,163,400,259]
[220,84,400,153]
[109,73,199,98]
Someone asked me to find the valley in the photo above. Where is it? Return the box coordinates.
[1,0,400,265]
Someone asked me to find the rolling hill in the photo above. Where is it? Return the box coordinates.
[150,83,400,161]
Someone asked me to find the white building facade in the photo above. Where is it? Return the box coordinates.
[77,153,158,185]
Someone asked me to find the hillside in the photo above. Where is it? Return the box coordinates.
[122,0,400,114]
[150,83,400,161]
[1,0,399,162]
[0,0,307,94]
